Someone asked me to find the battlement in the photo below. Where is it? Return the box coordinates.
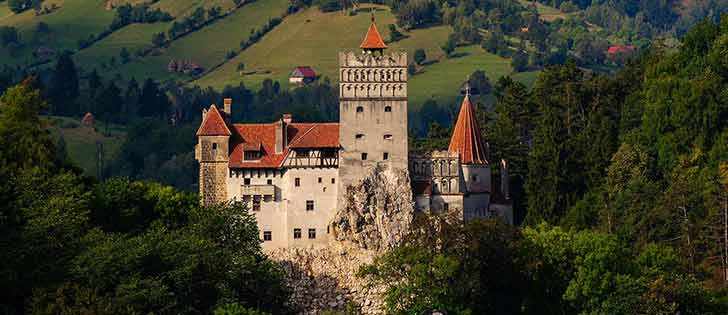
[339,51,407,100]
[338,51,407,68]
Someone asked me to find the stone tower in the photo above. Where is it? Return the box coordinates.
[195,104,231,206]
[338,16,408,192]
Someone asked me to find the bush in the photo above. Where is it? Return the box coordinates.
[414,48,426,65]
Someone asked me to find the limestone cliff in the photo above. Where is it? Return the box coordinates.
[268,167,415,314]
[330,166,415,251]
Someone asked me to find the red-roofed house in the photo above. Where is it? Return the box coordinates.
[289,66,317,85]
[196,17,512,249]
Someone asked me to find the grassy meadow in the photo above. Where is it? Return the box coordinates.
[46,116,126,177]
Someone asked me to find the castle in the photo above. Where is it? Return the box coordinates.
[195,18,512,249]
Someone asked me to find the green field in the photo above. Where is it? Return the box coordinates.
[74,22,171,71]
[0,0,114,66]
[105,0,290,81]
[0,3,12,21]
[518,0,569,21]
[195,5,537,109]
[195,5,452,92]
[46,116,126,177]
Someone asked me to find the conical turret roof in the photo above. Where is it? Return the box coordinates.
[448,94,488,165]
[196,105,231,136]
[360,16,387,50]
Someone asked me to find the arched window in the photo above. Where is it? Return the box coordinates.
[356,106,364,113]
[384,106,392,112]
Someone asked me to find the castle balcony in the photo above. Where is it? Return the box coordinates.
[240,184,275,197]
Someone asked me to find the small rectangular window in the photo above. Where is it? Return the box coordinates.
[383,134,393,140]
[384,106,392,112]
[252,196,261,212]
[212,143,218,150]
[361,153,368,161]
[263,231,272,241]
[356,106,364,113]
[293,228,301,239]
[244,178,251,185]
[331,178,335,184]
[308,228,316,239]
[355,134,364,140]
[306,200,314,211]
[318,177,322,183]
[267,179,273,185]
[295,178,300,187]
[383,152,389,160]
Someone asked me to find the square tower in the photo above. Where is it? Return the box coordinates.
[338,18,408,191]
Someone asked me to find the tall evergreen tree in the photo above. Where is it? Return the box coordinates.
[49,52,80,116]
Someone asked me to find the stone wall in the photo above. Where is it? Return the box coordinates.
[268,243,386,314]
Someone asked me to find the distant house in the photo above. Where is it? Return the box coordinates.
[607,45,635,63]
[289,66,317,85]
[81,112,95,127]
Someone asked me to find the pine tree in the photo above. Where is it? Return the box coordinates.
[49,52,80,116]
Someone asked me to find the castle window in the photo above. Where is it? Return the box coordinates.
[356,106,364,113]
[212,143,218,150]
[263,231,272,241]
[361,153,368,160]
[384,106,392,112]
[472,175,478,182]
[355,134,364,140]
[244,178,251,185]
[331,178,335,184]
[267,179,272,185]
[308,228,316,239]
[383,134,392,140]
[318,177,322,183]
[293,228,301,239]
[306,200,314,211]
[295,178,300,187]
[252,196,261,211]
[383,152,389,160]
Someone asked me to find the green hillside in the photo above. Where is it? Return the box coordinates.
[196,5,536,108]
[91,0,290,81]
[0,0,114,66]
[47,116,126,177]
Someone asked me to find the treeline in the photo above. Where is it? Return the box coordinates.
[362,217,727,314]
[78,2,173,49]
[0,82,292,314]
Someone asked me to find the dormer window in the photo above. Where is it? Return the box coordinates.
[244,150,261,161]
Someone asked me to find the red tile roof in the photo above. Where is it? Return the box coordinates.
[607,45,635,55]
[196,105,231,136]
[448,95,488,165]
[360,20,387,50]
[292,66,316,78]
[228,122,340,169]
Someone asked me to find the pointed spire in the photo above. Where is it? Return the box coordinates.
[359,11,387,51]
[448,94,488,165]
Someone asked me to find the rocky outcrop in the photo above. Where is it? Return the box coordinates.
[330,166,415,251]
[269,243,386,314]
[268,167,415,314]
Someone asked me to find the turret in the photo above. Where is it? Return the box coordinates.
[448,88,491,194]
[195,104,231,205]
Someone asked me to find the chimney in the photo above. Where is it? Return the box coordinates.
[500,159,510,199]
[282,113,292,124]
[223,98,232,116]
[275,114,290,154]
